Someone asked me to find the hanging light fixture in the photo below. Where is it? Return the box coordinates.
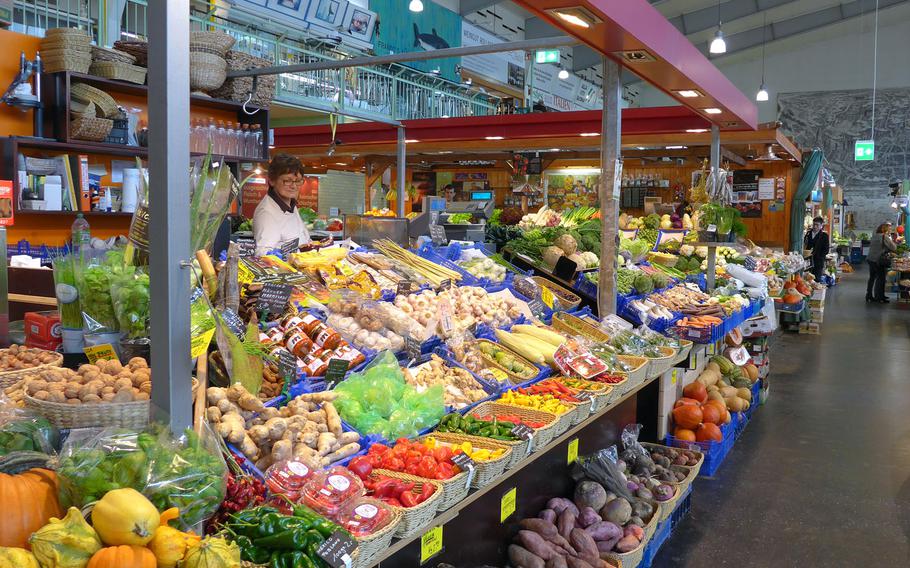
[756,13,769,101]
[709,0,726,54]
[409,0,424,13]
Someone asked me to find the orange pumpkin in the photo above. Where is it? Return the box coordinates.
[704,399,727,417]
[672,404,703,430]
[696,423,723,442]
[700,403,722,425]
[87,545,156,568]
[0,468,63,549]
[674,428,696,442]
[783,280,796,290]
[682,382,708,403]
[673,397,701,408]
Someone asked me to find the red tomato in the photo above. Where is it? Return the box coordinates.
[436,462,456,479]
[432,446,453,462]
[404,462,420,475]
[417,456,438,479]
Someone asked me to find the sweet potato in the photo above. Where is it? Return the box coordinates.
[545,556,568,568]
[576,507,601,528]
[614,535,641,553]
[508,544,545,568]
[623,524,644,541]
[584,521,622,543]
[517,530,558,561]
[557,509,576,540]
[538,509,557,523]
[520,518,559,539]
[569,528,599,563]
[564,557,595,568]
[547,497,580,516]
[596,537,621,553]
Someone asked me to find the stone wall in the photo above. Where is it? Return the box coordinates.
[777,87,910,233]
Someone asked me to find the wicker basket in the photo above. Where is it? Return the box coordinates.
[549,377,613,413]
[91,45,136,64]
[113,40,148,66]
[646,346,678,378]
[531,276,581,310]
[468,402,558,468]
[25,393,149,429]
[419,432,511,489]
[600,376,627,405]
[371,469,442,538]
[656,484,681,522]
[602,504,659,568]
[565,398,592,425]
[90,61,147,85]
[42,52,91,74]
[616,355,649,391]
[71,115,114,142]
[351,504,400,568]
[190,30,236,56]
[551,312,611,343]
[427,468,470,511]
[639,441,704,482]
[71,82,119,117]
[471,339,539,385]
[209,50,277,108]
[674,339,693,365]
[0,350,64,389]
[44,27,92,42]
[190,52,227,92]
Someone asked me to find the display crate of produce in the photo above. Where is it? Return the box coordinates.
[640,441,704,483]
[665,418,735,477]
[531,276,582,310]
[549,310,611,343]
[418,432,511,489]
[449,336,551,389]
[467,401,559,468]
[371,469,443,538]
[400,351,502,416]
[352,506,401,568]
[671,319,724,344]
[602,500,660,568]
[646,346,679,378]
[672,339,693,365]
[775,298,805,313]
[435,242,528,290]
[616,355,648,393]
[640,517,672,568]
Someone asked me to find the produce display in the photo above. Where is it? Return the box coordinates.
[262,312,367,378]
[448,339,539,384]
[223,504,346,565]
[403,355,491,410]
[393,286,524,337]
[362,439,460,480]
[0,346,60,372]
[458,256,508,283]
[422,436,505,462]
[435,412,524,440]
[499,390,571,415]
[22,358,152,404]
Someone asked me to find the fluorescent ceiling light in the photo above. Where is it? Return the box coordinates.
[558,69,570,80]
[405,139,420,143]
[485,136,505,140]
[709,28,726,54]
[686,129,708,133]
[676,90,701,98]
[703,108,722,114]
[409,0,424,13]
[556,12,590,28]
[548,148,561,152]
[579,132,600,137]
[666,145,687,149]
[756,83,769,102]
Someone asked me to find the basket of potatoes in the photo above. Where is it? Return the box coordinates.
[0,345,64,388]
[23,357,151,429]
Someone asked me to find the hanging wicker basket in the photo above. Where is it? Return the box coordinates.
[189,52,227,92]
[208,50,276,108]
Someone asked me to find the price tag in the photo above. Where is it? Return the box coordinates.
[237,262,255,285]
[526,298,546,316]
[511,423,535,454]
[575,390,595,402]
[405,334,422,360]
[397,280,412,296]
[707,224,718,233]
[540,286,555,309]
[553,255,579,281]
[256,282,293,315]
[83,344,117,364]
[278,348,297,383]
[221,308,246,340]
[500,487,517,523]
[420,526,443,564]
[671,369,678,385]
[316,529,357,568]
[567,438,579,465]
[451,452,476,488]
[429,224,447,246]
[280,238,300,257]
[235,238,256,257]
[438,298,453,334]
[707,342,717,355]
[189,328,216,359]
[325,358,349,387]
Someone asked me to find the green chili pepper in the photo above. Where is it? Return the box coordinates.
[236,535,272,566]
[254,528,310,550]
[310,519,339,539]
[257,512,287,537]
[284,551,317,568]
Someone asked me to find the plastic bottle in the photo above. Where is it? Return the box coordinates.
[240,123,251,157]
[251,124,263,159]
[206,117,216,153]
[71,213,91,254]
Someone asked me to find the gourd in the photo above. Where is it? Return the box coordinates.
[0,468,63,548]
[29,507,103,568]
[148,526,200,568]
[181,537,240,568]
[91,488,160,546]
[0,547,40,568]
[87,545,156,568]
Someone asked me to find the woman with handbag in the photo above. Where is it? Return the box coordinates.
[866,222,896,303]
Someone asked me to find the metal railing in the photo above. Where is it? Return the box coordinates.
[12,0,97,40]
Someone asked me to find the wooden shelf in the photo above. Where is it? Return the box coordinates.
[15,210,133,216]
[9,137,267,162]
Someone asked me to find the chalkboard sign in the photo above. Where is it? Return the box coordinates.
[405,334,422,360]
[527,298,546,316]
[429,224,447,246]
[511,423,534,440]
[280,238,300,257]
[277,348,297,382]
[451,452,476,471]
[316,530,357,568]
[553,255,579,281]
[221,308,246,340]
[325,358,349,386]
[256,283,293,314]
[397,280,412,296]
[234,236,256,257]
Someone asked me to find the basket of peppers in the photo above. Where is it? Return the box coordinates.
[518,378,593,426]
[468,402,560,466]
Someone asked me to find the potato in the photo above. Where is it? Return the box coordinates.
[576,507,601,529]
[584,521,622,542]
[47,391,67,403]
[569,528,599,563]
[519,518,559,539]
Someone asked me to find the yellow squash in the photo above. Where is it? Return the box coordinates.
[91,489,160,546]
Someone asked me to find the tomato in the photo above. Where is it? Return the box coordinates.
[436,462,456,479]
[432,446,453,462]
[404,462,420,475]
[370,443,389,454]
[395,437,411,446]
[405,450,423,462]
[417,456,438,479]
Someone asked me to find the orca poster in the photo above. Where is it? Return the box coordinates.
[370,0,461,81]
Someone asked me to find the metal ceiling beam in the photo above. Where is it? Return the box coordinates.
[665,0,797,37]
[460,0,501,16]
[572,45,603,72]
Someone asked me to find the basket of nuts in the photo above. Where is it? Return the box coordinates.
[0,346,64,389]
[23,357,151,429]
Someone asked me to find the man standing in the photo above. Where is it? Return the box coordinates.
[804,216,829,283]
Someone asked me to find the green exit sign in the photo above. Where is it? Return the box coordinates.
[535,49,560,64]
[855,140,874,161]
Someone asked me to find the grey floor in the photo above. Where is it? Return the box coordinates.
[652,273,910,567]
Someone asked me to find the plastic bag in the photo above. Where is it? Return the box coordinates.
[110,266,150,339]
[0,398,59,456]
[573,446,634,503]
[77,250,119,334]
[635,325,680,350]
[57,424,226,529]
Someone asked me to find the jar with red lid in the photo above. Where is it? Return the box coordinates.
[286,330,314,358]
[336,497,395,537]
[302,466,364,518]
[280,313,305,332]
[309,322,342,351]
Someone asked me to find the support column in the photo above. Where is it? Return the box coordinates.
[148,0,192,433]
[597,57,621,317]
[396,127,406,218]
[706,125,721,292]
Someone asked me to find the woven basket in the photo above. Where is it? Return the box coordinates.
[551,312,611,343]
[639,442,704,481]
[25,393,149,429]
[531,276,581,310]
[71,83,119,117]
[91,45,136,64]
[616,355,648,391]
[90,61,147,84]
[605,557,622,568]
[351,504,400,568]
[426,468,470,511]
[71,115,114,142]
[42,52,91,74]
[549,377,613,413]
[656,484,681,522]
[646,346,678,378]
[190,52,227,92]
[209,50,277,108]
[468,402,558,467]
[565,398,592,426]
[674,339,693,365]
[419,432,511,489]
[44,27,92,42]
[370,469,442,538]
[113,40,148,66]
[602,503,659,568]
[472,339,539,385]
[0,350,64,389]
[600,376,627,405]
[190,30,236,56]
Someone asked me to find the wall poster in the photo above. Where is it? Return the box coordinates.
[732,169,763,218]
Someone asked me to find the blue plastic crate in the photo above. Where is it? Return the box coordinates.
[670,484,692,529]
[665,418,735,477]
[640,517,672,567]
[574,270,599,298]
[731,410,749,438]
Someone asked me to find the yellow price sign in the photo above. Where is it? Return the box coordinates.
[500,487,517,523]
[420,526,443,564]
[671,369,678,385]
[567,438,579,464]
[83,344,117,364]
[540,286,555,309]
[190,328,216,359]
[238,263,255,285]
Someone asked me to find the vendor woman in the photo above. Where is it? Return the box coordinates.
[253,153,311,255]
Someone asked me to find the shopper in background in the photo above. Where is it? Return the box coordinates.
[253,153,311,255]
[866,222,896,303]
[804,216,830,283]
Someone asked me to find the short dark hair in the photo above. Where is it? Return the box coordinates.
[268,153,303,181]
[812,216,824,224]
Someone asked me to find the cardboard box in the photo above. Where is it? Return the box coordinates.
[25,311,62,343]
[25,336,62,351]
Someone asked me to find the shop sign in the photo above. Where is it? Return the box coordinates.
[461,22,525,89]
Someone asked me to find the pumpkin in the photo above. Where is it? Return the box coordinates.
[0,468,63,549]
[674,428,696,442]
[695,423,723,442]
[783,290,802,304]
[148,526,199,568]
[91,489,160,546]
[673,397,701,408]
[724,328,743,347]
[0,547,40,568]
[783,280,796,290]
[181,537,240,568]
[30,507,102,568]
[672,404,703,430]
[700,403,722,425]
[682,382,707,403]
[87,545,156,568]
